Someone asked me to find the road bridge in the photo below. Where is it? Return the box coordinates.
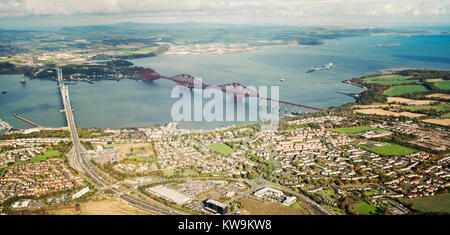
[57,68,180,215]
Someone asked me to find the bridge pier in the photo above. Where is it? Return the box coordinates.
[291,105,294,114]
[284,104,287,113]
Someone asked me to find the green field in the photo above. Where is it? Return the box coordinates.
[359,143,417,156]
[384,85,429,96]
[362,75,418,85]
[207,143,234,154]
[161,169,174,177]
[406,194,450,214]
[331,126,388,134]
[19,150,61,164]
[402,105,450,112]
[434,80,450,90]
[426,78,443,83]
[442,113,450,118]
[353,202,378,215]
[317,189,337,199]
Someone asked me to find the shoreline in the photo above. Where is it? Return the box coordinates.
[0,118,12,132]
[0,67,446,133]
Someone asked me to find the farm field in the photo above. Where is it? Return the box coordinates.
[384,85,429,96]
[387,97,437,105]
[425,93,450,100]
[434,80,450,90]
[354,108,426,118]
[442,113,450,118]
[359,143,417,156]
[352,202,378,215]
[331,126,388,134]
[404,194,450,214]
[422,118,450,126]
[45,199,148,215]
[207,143,234,154]
[426,78,444,83]
[401,105,450,112]
[353,104,398,109]
[362,75,416,85]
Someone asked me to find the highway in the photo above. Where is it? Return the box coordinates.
[56,68,330,215]
[57,68,180,215]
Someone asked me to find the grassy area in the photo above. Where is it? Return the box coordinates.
[434,80,450,90]
[263,179,292,192]
[405,194,450,214]
[359,143,417,156]
[442,113,450,118]
[352,202,378,215]
[181,168,198,177]
[331,126,389,134]
[316,189,337,199]
[384,85,429,96]
[207,143,234,154]
[401,105,450,112]
[426,78,444,83]
[19,150,61,165]
[362,75,416,85]
[161,169,174,177]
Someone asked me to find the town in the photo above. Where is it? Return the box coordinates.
[1,106,448,215]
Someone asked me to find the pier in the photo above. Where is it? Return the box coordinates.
[13,113,41,127]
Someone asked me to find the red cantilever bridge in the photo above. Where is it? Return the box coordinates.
[137,68,323,114]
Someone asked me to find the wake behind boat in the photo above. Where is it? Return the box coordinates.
[307,62,334,73]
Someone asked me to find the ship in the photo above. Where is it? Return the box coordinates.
[1,90,7,94]
[20,73,26,83]
[280,78,286,82]
[306,63,334,74]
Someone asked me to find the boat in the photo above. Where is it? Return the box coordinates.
[323,63,334,70]
[306,62,334,74]
[0,90,7,94]
[280,78,286,82]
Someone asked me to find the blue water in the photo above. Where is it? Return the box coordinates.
[1,34,449,130]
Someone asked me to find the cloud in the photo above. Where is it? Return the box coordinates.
[0,0,448,18]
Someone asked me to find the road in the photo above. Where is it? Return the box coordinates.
[57,68,181,215]
[56,68,331,215]
[121,175,333,215]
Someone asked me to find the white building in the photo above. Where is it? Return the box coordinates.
[72,187,90,200]
[282,196,297,206]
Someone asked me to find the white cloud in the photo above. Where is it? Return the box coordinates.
[0,0,448,20]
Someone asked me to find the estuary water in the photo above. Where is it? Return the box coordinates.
[1,34,449,130]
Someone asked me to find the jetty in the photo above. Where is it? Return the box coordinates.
[13,113,41,127]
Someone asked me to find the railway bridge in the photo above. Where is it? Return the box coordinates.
[137,68,324,114]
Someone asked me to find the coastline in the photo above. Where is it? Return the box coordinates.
[0,68,402,134]
[0,118,12,132]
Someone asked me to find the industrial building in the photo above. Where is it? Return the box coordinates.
[147,185,192,205]
[204,199,228,215]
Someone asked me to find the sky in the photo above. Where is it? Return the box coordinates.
[0,0,449,28]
